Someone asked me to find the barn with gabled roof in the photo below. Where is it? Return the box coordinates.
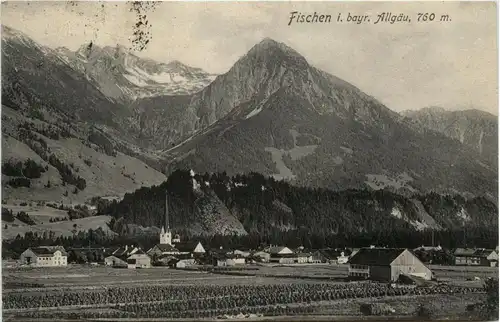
[348,248,432,282]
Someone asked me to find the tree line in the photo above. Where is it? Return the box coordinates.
[99,170,498,248]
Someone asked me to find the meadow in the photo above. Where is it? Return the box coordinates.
[2,263,492,320]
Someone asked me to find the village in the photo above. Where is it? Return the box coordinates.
[17,233,500,280]
[3,194,498,321]
[15,194,500,284]
[5,194,499,320]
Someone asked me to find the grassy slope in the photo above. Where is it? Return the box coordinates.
[4,204,68,223]
[2,107,167,203]
[2,214,114,240]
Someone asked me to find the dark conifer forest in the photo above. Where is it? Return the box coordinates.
[98,170,497,249]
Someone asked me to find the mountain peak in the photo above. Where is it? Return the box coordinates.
[244,37,308,69]
[166,60,187,69]
[253,37,296,53]
[258,37,280,46]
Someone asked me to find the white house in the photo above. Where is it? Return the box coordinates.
[127,251,151,269]
[20,246,67,267]
[214,254,246,267]
[296,253,312,264]
[454,248,499,267]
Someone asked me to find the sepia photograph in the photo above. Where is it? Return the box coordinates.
[1,1,498,321]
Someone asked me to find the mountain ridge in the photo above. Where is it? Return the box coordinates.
[401,106,498,166]
[54,42,217,101]
[1,27,497,202]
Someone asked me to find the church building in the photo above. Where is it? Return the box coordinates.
[147,191,206,260]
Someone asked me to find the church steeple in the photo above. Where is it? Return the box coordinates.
[160,191,171,245]
[165,189,170,230]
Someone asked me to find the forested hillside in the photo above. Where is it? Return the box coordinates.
[100,170,498,247]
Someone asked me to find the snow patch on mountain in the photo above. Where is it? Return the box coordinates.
[123,71,149,87]
[52,42,218,100]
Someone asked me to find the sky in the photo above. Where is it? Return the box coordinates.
[2,1,498,115]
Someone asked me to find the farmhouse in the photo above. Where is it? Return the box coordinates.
[105,245,148,268]
[268,246,294,264]
[104,255,127,268]
[296,252,312,264]
[309,251,326,263]
[113,245,142,257]
[148,243,181,257]
[175,241,206,255]
[348,248,432,282]
[154,255,177,266]
[252,251,271,262]
[310,249,351,264]
[231,249,251,258]
[175,258,197,268]
[127,250,151,269]
[20,246,67,267]
[268,246,293,255]
[454,248,499,267]
[213,253,246,267]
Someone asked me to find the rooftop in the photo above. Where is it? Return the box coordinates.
[30,246,67,257]
[348,248,407,266]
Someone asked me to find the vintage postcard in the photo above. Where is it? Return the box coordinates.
[1,1,498,321]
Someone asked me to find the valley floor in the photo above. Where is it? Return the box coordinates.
[2,263,495,321]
